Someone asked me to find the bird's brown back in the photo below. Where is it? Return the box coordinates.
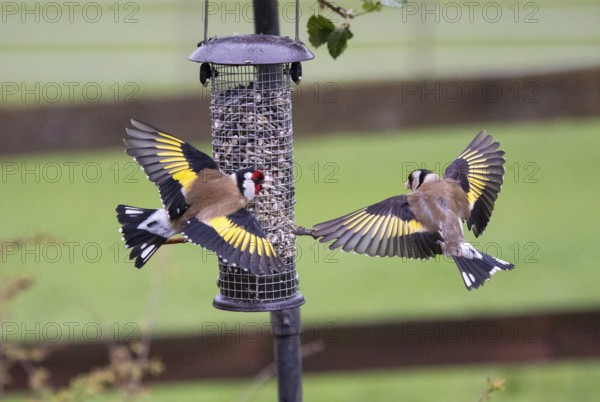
[173,169,247,228]
[407,179,470,233]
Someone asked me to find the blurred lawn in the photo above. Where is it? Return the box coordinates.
[5,360,600,402]
[1,117,599,336]
[126,360,600,402]
[3,2,600,401]
[2,1,600,106]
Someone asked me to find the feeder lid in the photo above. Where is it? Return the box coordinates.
[189,34,314,65]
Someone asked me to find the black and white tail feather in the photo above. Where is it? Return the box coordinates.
[452,242,514,290]
[116,205,175,268]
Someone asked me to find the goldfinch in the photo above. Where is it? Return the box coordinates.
[307,132,514,290]
[116,119,284,274]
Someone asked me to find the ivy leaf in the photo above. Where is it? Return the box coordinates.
[327,26,354,59]
[307,15,335,48]
[362,1,383,12]
[362,0,405,13]
[381,0,406,6]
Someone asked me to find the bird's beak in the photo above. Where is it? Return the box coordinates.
[404,181,410,190]
[261,175,275,190]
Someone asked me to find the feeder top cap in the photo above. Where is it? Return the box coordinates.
[189,34,314,65]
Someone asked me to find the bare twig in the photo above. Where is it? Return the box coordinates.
[164,237,187,245]
[0,277,47,398]
[479,377,507,401]
[125,247,168,396]
[317,0,355,19]
[0,234,56,259]
[293,226,318,239]
[0,277,35,304]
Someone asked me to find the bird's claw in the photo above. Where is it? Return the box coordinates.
[293,226,318,239]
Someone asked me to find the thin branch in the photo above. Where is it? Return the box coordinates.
[293,226,318,239]
[318,0,355,19]
[126,249,167,395]
[164,237,187,245]
[479,377,507,401]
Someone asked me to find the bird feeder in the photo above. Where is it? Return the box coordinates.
[189,2,313,312]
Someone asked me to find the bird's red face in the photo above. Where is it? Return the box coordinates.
[237,168,272,201]
[251,170,265,195]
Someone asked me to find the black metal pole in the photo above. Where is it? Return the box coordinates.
[253,1,303,402]
[270,308,302,402]
[253,0,280,36]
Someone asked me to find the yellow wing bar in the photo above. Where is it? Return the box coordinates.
[209,216,276,258]
[312,195,442,259]
[444,131,506,237]
[124,119,219,219]
[183,210,284,275]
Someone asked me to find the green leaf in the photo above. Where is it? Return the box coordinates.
[361,0,405,13]
[362,1,383,12]
[381,0,406,7]
[327,26,354,59]
[307,15,335,48]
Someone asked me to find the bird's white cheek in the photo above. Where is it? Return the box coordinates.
[243,183,255,200]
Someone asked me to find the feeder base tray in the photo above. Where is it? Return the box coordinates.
[213,292,305,312]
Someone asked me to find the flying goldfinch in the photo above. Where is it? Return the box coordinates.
[307,132,514,290]
[116,119,284,274]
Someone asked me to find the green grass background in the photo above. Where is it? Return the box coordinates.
[2,1,600,106]
[3,116,600,401]
[3,0,600,400]
[4,360,600,402]
[0,119,600,401]
[2,117,599,333]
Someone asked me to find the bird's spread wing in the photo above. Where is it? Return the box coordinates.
[443,131,506,237]
[124,119,219,220]
[312,195,442,259]
[182,209,284,275]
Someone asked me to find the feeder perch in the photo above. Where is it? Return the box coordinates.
[189,10,313,312]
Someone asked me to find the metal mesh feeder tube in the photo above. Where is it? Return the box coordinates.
[190,35,313,312]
